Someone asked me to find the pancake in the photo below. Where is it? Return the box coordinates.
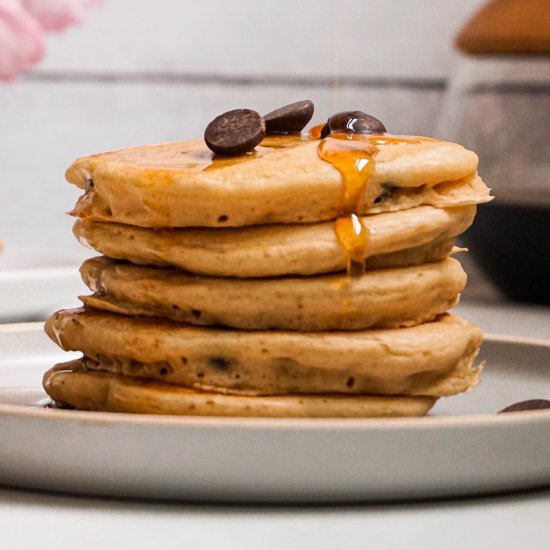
[74,204,475,277]
[363,238,458,271]
[45,310,482,397]
[79,257,467,331]
[67,137,491,228]
[43,361,438,417]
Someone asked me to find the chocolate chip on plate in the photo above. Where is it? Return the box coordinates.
[264,100,315,134]
[321,111,387,138]
[498,399,550,413]
[204,109,266,156]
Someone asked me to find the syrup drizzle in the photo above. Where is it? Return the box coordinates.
[318,133,379,277]
[317,132,427,276]
[308,123,325,140]
[315,130,432,325]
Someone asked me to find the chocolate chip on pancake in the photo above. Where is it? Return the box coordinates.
[320,111,387,138]
[264,100,315,134]
[499,399,550,413]
[204,109,265,156]
[374,184,396,205]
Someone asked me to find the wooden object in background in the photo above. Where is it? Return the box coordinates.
[456,0,550,54]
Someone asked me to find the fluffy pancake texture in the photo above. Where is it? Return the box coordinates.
[74,205,475,277]
[79,256,467,331]
[45,309,482,397]
[67,137,490,228]
[43,362,438,417]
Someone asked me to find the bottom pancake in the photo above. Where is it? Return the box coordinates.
[43,361,438,417]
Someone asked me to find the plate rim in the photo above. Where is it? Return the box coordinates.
[1,325,550,430]
[0,265,77,278]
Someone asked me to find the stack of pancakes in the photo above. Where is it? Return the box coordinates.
[44,130,491,417]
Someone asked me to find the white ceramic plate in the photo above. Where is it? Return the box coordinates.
[0,323,549,503]
[0,246,88,322]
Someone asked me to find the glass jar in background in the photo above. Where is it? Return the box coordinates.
[438,54,550,304]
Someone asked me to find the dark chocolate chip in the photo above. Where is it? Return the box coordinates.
[498,399,550,413]
[325,111,387,135]
[204,109,265,156]
[44,400,75,410]
[209,356,231,370]
[374,183,396,204]
[320,123,330,138]
[264,100,314,134]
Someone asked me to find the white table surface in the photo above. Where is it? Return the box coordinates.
[2,301,550,550]
[0,486,549,550]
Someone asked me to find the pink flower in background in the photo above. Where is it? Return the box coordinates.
[0,0,100,81]
[0,0,44,81]
[22,0,101,32]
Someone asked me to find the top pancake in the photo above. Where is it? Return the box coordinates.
[67,135,490,228]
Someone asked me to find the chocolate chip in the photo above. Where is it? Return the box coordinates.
[209,356,231,370]
[204,109,265,156]
[264,100,314,134]
[498,399,550,413]
[323,111,387,136]
[44,400,75,410]
[374,183,396,204]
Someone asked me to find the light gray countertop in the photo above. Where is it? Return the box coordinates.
[456,301,550,340]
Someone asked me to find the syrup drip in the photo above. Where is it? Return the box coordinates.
[308,123,325,139]
[334,214,371,276]
[316,131,431,325]
[317,132,427,276]
[318,134,379,277]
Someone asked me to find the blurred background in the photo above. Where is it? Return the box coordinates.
[1,0,549,315]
